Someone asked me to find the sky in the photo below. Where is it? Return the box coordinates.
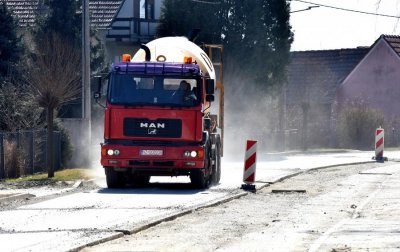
[290,0,400,51]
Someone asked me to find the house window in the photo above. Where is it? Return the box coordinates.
[140,0,155,19]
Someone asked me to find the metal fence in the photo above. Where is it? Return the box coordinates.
[0,130,61,179]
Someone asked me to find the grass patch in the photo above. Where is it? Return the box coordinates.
[6,169,94,183]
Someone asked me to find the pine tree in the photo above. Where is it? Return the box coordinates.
[221,0,293,87]
[35,0,105,72]
[157,0,293,88]
[35,0,81,46]
[157,0,222,44]
[0,2,22,78]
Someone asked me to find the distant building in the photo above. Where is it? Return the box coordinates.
[336,35,400,120]
[286,47,369,148]
[92,0,163,62]
[286,35,400,148]
[2,0,164,62]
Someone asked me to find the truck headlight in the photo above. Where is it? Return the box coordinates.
[184,150,198,158]
[107,149,120,156]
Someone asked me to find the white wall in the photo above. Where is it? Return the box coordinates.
[117,0,133,18]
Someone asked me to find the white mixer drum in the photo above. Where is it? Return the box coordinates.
[132,36,216,80]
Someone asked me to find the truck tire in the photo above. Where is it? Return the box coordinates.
[190,169,208,189]
[131,175,150,186]
[210,135,221,185]
[191,139,211,189]
[213,143,221,185]
[105,167,125,188]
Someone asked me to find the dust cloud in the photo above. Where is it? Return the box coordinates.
[221,62,282,161]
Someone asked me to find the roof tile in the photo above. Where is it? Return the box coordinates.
[287,48,369,105]
[382,35,400,57]
[2,0,123,29]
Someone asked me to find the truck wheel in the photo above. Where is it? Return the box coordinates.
[214,143,221,184]
[191,140,211,189]
[190,169,209,189]
[210,136,221,186]
[131,175,150,186]
[105,167,125,188]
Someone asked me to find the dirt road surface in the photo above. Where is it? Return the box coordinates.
[83,161,400,251]
[1,150,399,251]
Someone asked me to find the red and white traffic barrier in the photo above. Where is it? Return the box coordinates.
[374,127,387,161]
[241,140,257,191]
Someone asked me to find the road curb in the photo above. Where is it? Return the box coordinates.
[68,232,124,252]
[126,190,248,235]
[263,161,376,185]
[78,190,248,250]
[0,193,35,203]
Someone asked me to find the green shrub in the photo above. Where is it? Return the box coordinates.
[4,140,25,178]
[337,101,384,150]
[53,120,73,168]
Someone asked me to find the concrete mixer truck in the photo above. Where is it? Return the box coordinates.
[94,37,224,189]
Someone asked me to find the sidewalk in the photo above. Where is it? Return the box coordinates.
[2,149,400,202]
[0,180,83,203]
[145,149,400,190]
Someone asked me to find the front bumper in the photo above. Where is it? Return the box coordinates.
[100,144,205,171]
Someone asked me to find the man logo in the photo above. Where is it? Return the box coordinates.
[140,122,165,129]
[140,121,165,135]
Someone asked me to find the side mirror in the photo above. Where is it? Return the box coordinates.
[206,79,215,95]
[204,118,211,130]
[93,76,102,100]
[206,94,215,102]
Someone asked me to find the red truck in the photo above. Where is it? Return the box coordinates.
[94,37,224,189]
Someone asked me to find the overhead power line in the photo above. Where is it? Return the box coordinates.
[292,0,400,19]
[191,0,221,4]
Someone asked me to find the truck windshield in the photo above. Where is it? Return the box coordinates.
[108,73,201,107]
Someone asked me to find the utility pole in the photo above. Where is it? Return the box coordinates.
[82,0,91,164]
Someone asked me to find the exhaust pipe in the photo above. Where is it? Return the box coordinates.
[140,44,151,61]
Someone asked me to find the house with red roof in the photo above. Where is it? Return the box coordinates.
[286,47,369,148]
[286,35,400,149]
[336,35,400,120]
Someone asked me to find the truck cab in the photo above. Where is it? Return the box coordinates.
[96,46,222,189]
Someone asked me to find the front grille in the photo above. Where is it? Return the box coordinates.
[124,118,182,138]
[129,160,174,167]
[129,160,150,166]
[153,161,174,167]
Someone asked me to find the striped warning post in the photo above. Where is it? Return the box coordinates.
[375,127,385,161]
[241,140,257,191]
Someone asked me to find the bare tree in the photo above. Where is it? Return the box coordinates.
[0,82,41,131]
[27,32,81,177]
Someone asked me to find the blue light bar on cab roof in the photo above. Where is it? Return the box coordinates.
[112,62,201,76]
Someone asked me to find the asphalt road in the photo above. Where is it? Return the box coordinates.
[84,161,400,252]
[0,150,398,251]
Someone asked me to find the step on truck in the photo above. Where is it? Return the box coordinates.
[94,37,224,189]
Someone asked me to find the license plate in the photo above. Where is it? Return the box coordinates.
[140,150,164,156]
